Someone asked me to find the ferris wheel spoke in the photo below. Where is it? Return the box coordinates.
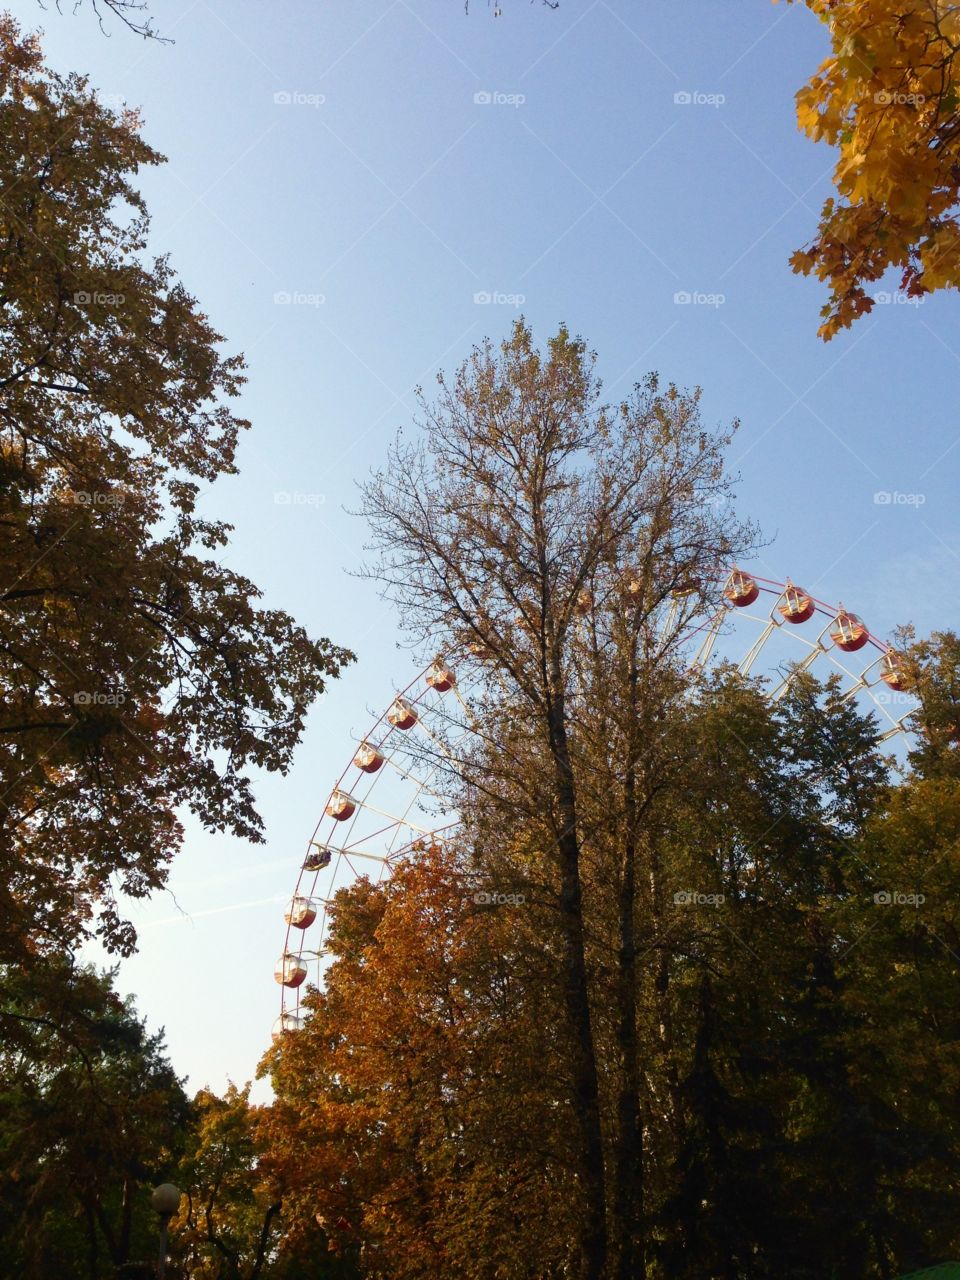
[839,676,870,703]
[837,653,893,705]
[384,820,459,863]
[346,797,438,833]
[739,618,778,677]
[690,605,730,670]
[770,644,829,702]
[659,594,683,643]
[878,717,912,743]
[379,760,457,857]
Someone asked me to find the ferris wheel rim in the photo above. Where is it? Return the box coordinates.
[672,570,890,654]
[277,658,472,1030]
[274,564,920,1037]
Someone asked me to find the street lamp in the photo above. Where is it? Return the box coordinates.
[150,1183,181,1279]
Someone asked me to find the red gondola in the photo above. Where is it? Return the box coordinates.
[326,789,357,821]
[274,952,307,988]
[387,697,418,731]
[779,580,815,624]
[284,896,317,929]
[426,661,455,692]
[354,743,384,773]
[830,606,869,653]
[723,569,759,608]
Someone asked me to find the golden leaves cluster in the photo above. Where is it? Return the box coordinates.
[787,0,960,336]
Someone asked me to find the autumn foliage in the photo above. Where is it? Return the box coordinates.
[789,0,960,336]
[264,667,960,1279]
[262,844,580,1278]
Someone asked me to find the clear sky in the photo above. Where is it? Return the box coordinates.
[18,0,960,1099]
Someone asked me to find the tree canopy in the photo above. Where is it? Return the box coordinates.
[0,16,351,973]
[0,962,189,1279]
[265,667,960,1278]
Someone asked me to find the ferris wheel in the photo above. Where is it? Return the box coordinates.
[271,568,919,1038]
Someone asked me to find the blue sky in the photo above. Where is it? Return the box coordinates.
[21,0,960,1097]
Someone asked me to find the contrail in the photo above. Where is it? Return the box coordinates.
[141,893,288,929]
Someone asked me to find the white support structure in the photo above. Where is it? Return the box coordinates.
[769,616,835,702]
[690,606,730,671]
[739,618,778,677]
[838,653,886,704]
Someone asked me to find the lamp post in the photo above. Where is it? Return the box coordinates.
[150,1183,181,1279]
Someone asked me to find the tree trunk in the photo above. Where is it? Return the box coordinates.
[83,1203,100,1280]
[546,675,607,1280]
[613,659,643,1280]
[613,831,643,1280]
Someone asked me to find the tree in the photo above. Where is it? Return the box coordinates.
[646,662,960,1278]
[265,317,960,1276]
[358,319,753,1278]
[787,0,960,338]
[0,17,351,973]
[0,961,189,1279]
[173,1085,283,1280]
[263,843,580,1280]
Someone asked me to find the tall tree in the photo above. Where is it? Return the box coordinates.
[0,17,351,973]
[267,320,960,1276]
[359,319,753,1278]
[174,1085,283,1280]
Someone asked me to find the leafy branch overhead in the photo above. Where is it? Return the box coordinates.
[787,0,960,338]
